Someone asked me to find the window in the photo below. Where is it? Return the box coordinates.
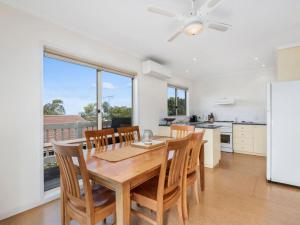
[43,53,134,191]
[101,71,133,130]
[167,85,187,116]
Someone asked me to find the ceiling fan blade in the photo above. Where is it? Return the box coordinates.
[206,0,222,8]
[197,0,223,16]
[208,21,231,32]
[147,6,176,17]
[167,30,182,42]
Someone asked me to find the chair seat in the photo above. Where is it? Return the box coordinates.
[81,184,115,212]
[131,176,180,211]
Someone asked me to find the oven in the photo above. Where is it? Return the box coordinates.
[214,121,233,152]
[220,132,233,152]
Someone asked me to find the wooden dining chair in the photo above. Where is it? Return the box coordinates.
[85,128,116,151]
[117,126,141,143]
[170,124,195,139]
[130,134,192,225]
[52,141,116,225]
[182,131,205,220]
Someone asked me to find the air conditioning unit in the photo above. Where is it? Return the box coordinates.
[214,98,235,105]
[142,60,172,80]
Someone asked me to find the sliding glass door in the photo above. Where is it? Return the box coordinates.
[43,54,133,191]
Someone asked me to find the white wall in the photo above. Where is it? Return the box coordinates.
[190,69,275,122]
[0,3,192,219]
[138,74,192,134]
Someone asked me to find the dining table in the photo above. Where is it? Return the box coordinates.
[61,137,207,225]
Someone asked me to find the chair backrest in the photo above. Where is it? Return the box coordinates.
[187,131,205,174]
[170,124,195,139]
[117,126,141,143]
[52,142,94,216]
[85,128,116,150]
[157,134,192,200]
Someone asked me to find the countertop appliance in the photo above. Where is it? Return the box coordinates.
[267,81,300,187]
[190,115,198,122]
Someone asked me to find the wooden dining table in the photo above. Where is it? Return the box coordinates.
[61,137,207,225]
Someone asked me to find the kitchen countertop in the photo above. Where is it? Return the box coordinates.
[158,122,222,129]
[233,122,266,125]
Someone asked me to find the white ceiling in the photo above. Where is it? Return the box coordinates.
[2,0,300,79]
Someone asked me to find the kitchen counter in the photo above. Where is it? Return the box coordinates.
[233,122,266,125]
[157,124,221,168]
[159,122,222,129]
[195,124,222,129]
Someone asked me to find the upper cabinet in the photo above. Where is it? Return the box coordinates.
[277,46,300,81]
[233,124,266,156]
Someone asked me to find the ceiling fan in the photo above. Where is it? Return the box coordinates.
[147,0,231,42]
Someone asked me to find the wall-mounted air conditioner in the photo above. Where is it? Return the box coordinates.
[142,60,172,80]
[214,98,235,105]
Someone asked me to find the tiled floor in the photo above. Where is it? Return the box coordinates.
[1,153,300,225]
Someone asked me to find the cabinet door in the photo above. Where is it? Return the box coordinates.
[233,125,254,153]
[253,125,267,155]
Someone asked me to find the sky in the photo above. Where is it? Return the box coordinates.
[43,56,132,115]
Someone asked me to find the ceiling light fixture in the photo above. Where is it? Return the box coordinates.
[185,69,189,73]
[184,22,203,36]
[193,57,198,61]
[254,57,259,61]
[261,64,266,68]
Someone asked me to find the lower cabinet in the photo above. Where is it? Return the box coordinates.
[158,126,170,136]
[233,124,266,156]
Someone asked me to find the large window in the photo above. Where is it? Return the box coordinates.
[43,53,133,191]
[167,85,187,116]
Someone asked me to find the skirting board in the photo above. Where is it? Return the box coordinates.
[0,189,60,220]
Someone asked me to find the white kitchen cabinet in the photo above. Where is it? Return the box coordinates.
[253,125,267,155]
[233,124,266,156]
[196,127,221,168]
[158,126,170,136]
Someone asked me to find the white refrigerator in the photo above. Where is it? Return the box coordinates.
[267,81,300,187]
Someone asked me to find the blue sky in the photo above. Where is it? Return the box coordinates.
[167,86,186,99]
[43,56,132,115]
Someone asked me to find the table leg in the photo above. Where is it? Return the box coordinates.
[116,182,131,225]
[199,143,205,191]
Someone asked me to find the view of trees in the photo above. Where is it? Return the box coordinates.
[168,97,186,116]
[168,97,176,116]
[80,103,97,121]
[44,99,66,115]
[44,99,131,122]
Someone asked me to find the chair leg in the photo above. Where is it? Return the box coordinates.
[192,181,199,204]
[182,183,188,220]
[64,213,71,225]
[156,208,164,225]
[176,196,185,225]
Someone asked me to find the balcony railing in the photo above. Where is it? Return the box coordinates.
[43,121,97,191]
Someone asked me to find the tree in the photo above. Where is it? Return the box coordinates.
[168,97,176,116]
[80,103,97,121]
[44,99,65,115]
[168,97,186,116]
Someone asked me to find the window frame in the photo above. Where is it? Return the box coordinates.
[167,85,188,116]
